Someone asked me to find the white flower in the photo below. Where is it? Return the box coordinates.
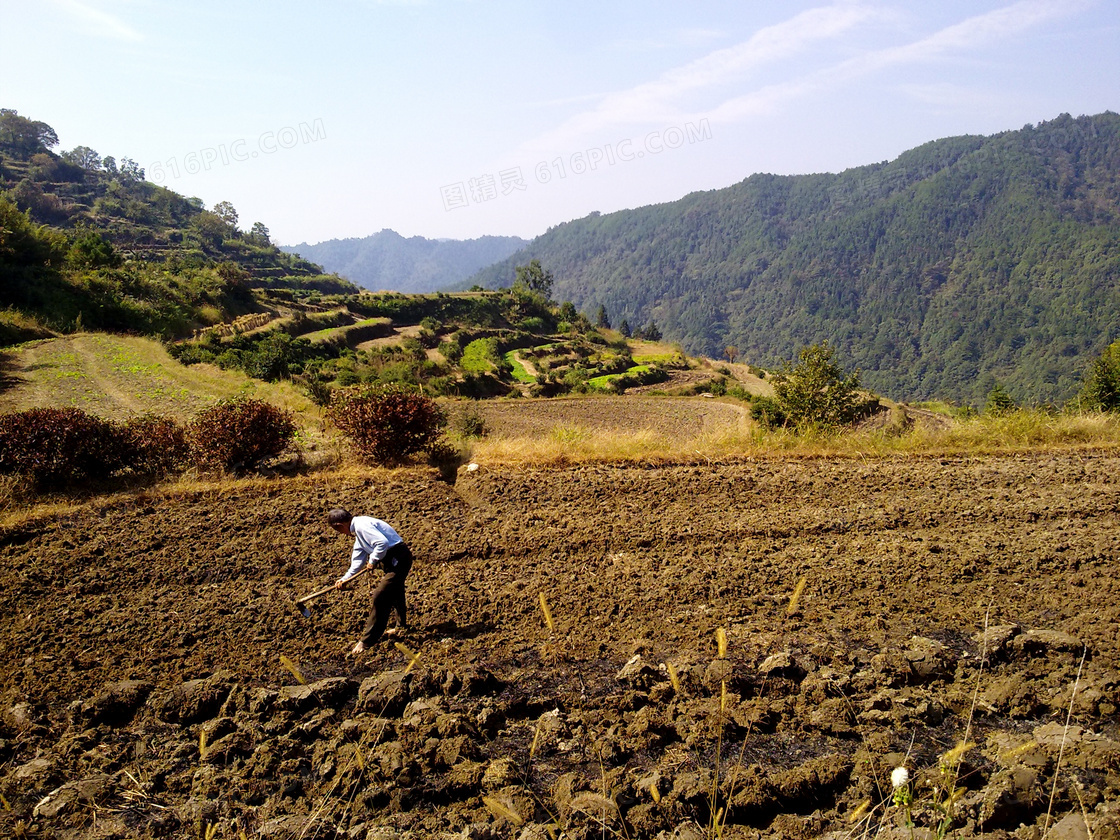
[891,767,910,789]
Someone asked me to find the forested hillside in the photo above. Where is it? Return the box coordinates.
[0,108,354,342]
[283,229,526,293]
[472,113,1120,405]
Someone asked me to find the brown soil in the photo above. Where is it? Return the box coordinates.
[473,395,751,439]
[2,453,1119,839]
[357,325,422,352]
[625,369,719,395]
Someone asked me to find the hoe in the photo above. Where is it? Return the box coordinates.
[294,567,369,617]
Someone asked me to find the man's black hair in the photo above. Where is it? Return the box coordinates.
[327,508,353,525]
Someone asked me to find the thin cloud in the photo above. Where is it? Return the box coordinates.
[521,3,879,154]
[49,0,144,42]
[705,0,1079,123]
[851,0,1078,69]
[678,28,727,47]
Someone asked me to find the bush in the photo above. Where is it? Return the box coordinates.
[439,340,463,363]
[188,397,296,471]
[120,415,189,477]
[0,407,124,489]
[768,342,874,430]
[985,383,1017,416]
[300,372,333,406]
[169,343,215,365]
[602,365,667,393]
[327,384,447,463]
[1078,339,1120,412]
[749,396,788,429]
[451,403,487,438]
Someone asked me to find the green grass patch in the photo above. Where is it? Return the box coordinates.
[588,364,654,391]
[910,400,957,416]
[633,353,674,364]
[301,325,344,343]
[462,338,499,373]
[504,351,535,383]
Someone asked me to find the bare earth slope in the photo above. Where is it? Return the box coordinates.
[1,454,1118,839]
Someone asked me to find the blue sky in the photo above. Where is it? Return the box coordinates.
[3,1,1118,246]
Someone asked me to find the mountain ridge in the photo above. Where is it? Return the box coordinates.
[469,112,1120,405]
[282,229,527,294]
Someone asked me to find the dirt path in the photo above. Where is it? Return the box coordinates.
[356,323,422,351]
[1,453,1117,838]
[510,350,539,379]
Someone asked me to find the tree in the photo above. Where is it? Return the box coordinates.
[212,201,239,230]
[595,304,610,329]
[120,158,144,182]
[619,319,631,338]
[101,156,118,176]
[249,221,271,245]
[61,146,102,171]
[985,383,1017,416]
[1078,340,1120,412]
[769,342,871,429]
[68,231,122,269]
[725,346,739,363]
[0,196,68,306]
[513,259,553,299]
[191,211,229,244]
[0,109,59,154]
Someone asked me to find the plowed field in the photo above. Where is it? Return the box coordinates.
[2,452,1118,839]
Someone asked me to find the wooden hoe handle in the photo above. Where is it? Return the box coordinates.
[295,566,369,607]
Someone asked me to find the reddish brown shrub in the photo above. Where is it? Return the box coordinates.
[120,414,189,477]
[0,407,124,489]
[326,384,446,463]
[187,397,296,471]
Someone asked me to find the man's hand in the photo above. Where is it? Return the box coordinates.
[334,577,348,590]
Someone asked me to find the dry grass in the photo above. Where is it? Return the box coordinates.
[842,409,1120,456]
[465,407,1120,466]
[0,308,56,341]
[470,426,686,465]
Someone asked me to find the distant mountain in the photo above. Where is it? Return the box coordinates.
[471,112,1120,406]
[283,230,528,293]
